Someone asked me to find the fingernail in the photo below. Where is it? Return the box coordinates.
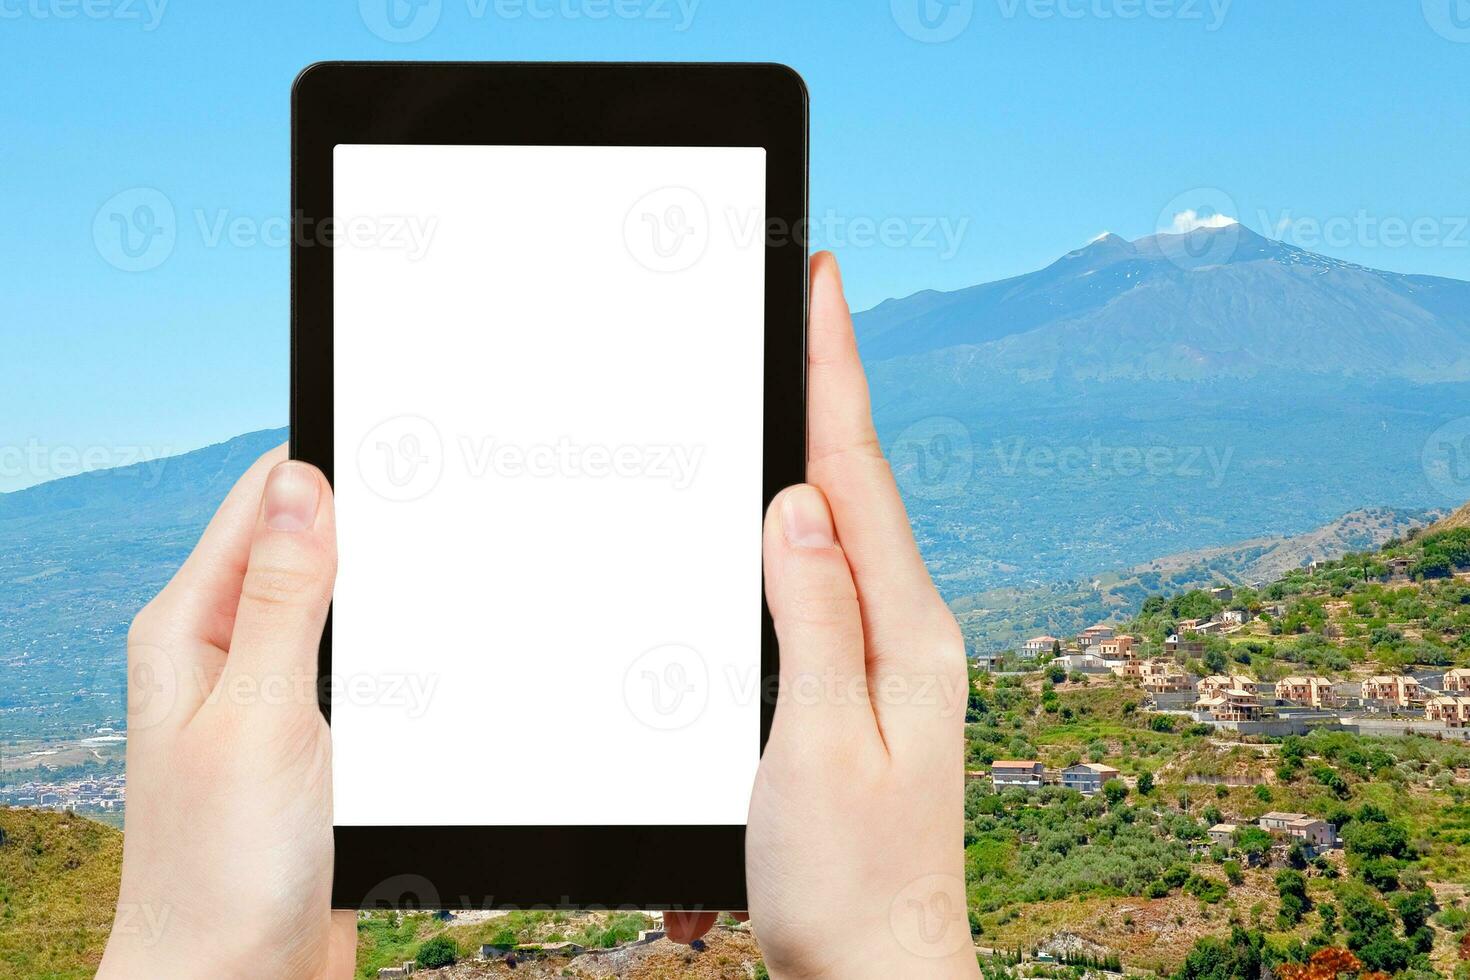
[263,462,321,532]
[781,485,835,550]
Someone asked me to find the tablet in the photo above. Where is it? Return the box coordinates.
[291,62,808,910]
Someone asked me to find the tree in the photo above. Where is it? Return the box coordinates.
[1137,771,1155,795]
[1174,926,1265,980]
[1391,889,1434,934]
[1278,893,1307,927]
[1236,827,1273,864]
[1343,819,1410,860]
[1276,869,1309,903]
[1103,779,1128,805]
[1277,869,1310,926]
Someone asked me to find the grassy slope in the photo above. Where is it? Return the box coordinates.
[0,810,121,979]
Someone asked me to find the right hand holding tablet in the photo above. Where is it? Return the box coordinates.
[669,253,979,979]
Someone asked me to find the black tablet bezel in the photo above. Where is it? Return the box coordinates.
[291,61,807,911]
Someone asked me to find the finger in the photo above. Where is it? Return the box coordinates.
[325,911,358,980]
[664,910,718,944]
[805,253,961,680]
[762,485,882,748]
[125,444,288,734]
[136,443,289,651]
[213,460,336,721]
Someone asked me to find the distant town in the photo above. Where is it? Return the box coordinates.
[0,768,125,815]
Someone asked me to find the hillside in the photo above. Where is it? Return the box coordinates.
[0,427,286,740]
[1428,501,1470,534]
[953,507,1437,655]
[964,675,1470,976]
[1112,521,1470,678]
[961,519,1470,977]
[0,809,122,978]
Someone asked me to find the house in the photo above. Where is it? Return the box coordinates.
[1220,609,1249,626]
[1208,823,1237,846]
[1361,675,1423,709]
[1165,634,1205,656]
[1275,676,1337,708]
[1051,653,1111,674]
[1111,658,1145,679]
[1197,675,1257,700]
[991,760,1044,791]
[1078,624,1116,648]
[1426,695,1470,728]
[1098,635,1136,661]
[1260,812,1335,849]
[1197,688,1262,722]
[1444,668,1470,694]
[1386,556,1415,579]
[1141,660,1190,692]
[1060,762,1121,795]
[1210,586,1235,603]
[1022,636,1059,659]
[1176,618,1204,633]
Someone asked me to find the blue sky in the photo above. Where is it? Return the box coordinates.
[2,1,1468,491]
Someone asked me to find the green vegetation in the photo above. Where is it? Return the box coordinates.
[964,630,1470,975]
[350,907,660,978]
[0,809,122,979]
[413,934,457,968]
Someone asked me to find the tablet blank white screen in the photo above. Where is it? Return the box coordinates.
[331,145,766,826]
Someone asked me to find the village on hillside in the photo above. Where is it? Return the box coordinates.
[982,600,1470,742]
[953,517,1470,977]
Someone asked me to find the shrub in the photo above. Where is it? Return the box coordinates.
[1187,875,1228,904]
[415,936,459,969]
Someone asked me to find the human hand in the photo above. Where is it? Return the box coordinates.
[669,253,978,978]
[99,449,355,979]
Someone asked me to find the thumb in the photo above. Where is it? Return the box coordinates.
[216,460,336,719]
[762,484,880,745]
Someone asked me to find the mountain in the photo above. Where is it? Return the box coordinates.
[854,227,1470,600]
[950,505,1440,653]
[0,428,286,740]
[856,225,1470,382]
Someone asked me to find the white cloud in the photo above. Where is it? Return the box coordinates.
[1170,209,1239,233]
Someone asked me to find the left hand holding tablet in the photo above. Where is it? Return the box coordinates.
[98,451,356,980]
